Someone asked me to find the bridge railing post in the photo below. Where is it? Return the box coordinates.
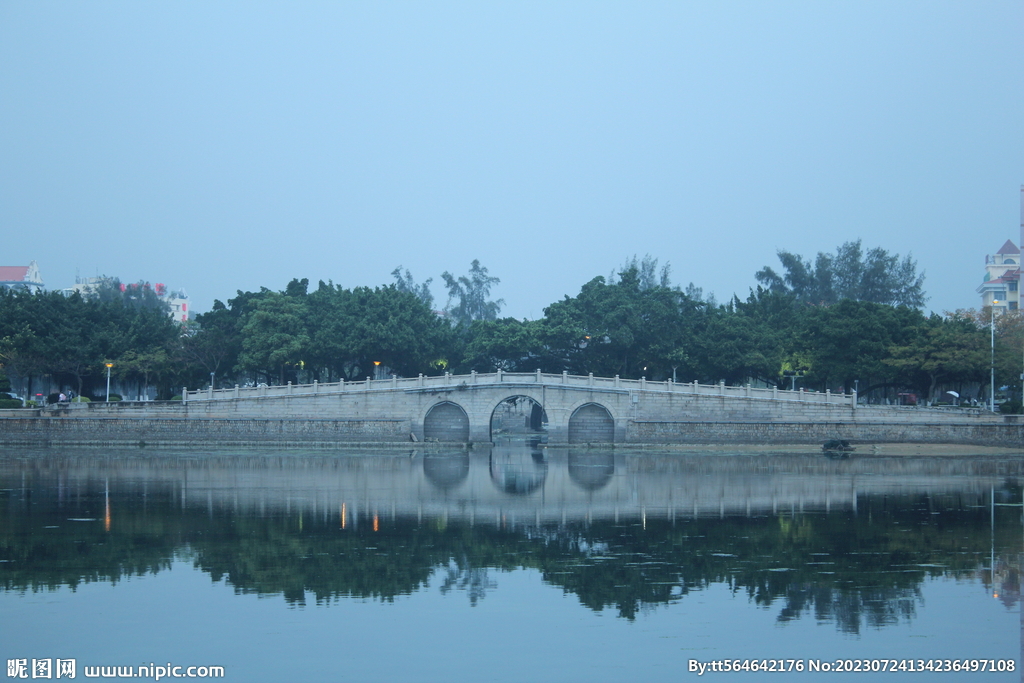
[589,372,594,387]
[851,389,857,410]
[640,376,645,391]
[745,383,750,398]
[313,380,318,394]
[536,368,541,383]
[773,385,778,400]
[182,387,188,404]
[825,389,830,403]
[562,371,567,384]
[418,373,424,387]
[615,375,620,388]
[392,374,397,388]
[235,384,240,399]
[471,370,477,384]
[496,368,502,382]
[719,380,725,396]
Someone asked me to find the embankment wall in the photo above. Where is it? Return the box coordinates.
[0,389,1019,448]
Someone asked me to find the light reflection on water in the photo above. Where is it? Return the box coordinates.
[0,447,1021,682]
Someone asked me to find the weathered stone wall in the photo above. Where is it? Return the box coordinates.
[628,420,1024,448]
[0,416,408,447]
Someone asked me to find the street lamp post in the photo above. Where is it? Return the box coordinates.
[991,301,999,413]
[105,363,113,402]
[373,361,381,381]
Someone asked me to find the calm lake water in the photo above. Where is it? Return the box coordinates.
[1,445,1022,682]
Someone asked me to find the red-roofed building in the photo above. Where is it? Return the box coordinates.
[0,261,43,293]
[978,188,1024,311]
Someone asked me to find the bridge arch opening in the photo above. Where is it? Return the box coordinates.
[489,395,548,442]
[423,402,470,442]
[568,403,615,444]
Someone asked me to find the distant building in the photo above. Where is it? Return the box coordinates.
[63,275,190,323]
[977,186,1024,312]
[62,275,107,299]
[156,283,190,323]
[978,239,1019,311]
[0,261,44,293]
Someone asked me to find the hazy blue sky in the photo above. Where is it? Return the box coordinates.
[2,2,1021,318]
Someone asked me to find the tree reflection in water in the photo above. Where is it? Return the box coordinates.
[0,450,1020,634]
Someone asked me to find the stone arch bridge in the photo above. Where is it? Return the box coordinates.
[180,370,867,445]
[5,371,1014,448]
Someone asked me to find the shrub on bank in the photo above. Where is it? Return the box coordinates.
[0,398,24,409]
[999,400,1022,414]
[71,396,90,403]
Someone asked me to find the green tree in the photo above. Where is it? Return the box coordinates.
[797,300,924,392]
[236,293,310,385]
[180,312,239,388]
[459,318,545,373]
[391,266,434,310]
[756,240,926,308]
[441,260,504,327]
[540,266,703,379]
[694,308,784,385]
[336,286,451,379]
[116,348,171,398]
[884,313,987,403]
[608,254,672,290]
[92,277,172,313]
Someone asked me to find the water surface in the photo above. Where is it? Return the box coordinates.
[1,447,1021,681]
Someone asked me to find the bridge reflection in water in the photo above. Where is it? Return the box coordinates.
[4,446,1021,525]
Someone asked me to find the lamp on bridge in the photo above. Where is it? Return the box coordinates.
[373,360,381,381]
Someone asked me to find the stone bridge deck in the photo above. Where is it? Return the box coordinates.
[184,370,858,407]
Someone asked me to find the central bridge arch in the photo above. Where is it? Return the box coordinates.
[490,395,548,441]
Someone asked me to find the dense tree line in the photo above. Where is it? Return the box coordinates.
[0,251,1019,406]
[0,280,180,401]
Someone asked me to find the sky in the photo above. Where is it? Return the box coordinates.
[1,2,1022,319]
